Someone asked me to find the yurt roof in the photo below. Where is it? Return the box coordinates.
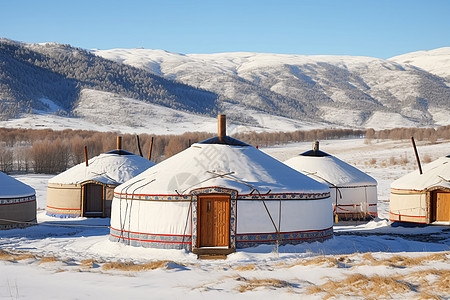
[49,151,155,185]
[0,171,35,198]
[391,155,450,191]
[114,142,330,197]
[284,151,377,187]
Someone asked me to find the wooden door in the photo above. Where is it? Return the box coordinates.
[198,194,230,247]
[431,192,450,222]
[83,183,104,216]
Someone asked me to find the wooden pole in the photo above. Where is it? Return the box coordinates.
[411,136,423,175]
[136,135,143,157]
[117,136,122,150]
[84,146,88,167]
[148,136,154,161]
[218,114,226,142]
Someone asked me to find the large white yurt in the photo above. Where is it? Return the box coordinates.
[0,171,36,229]
[47,139,155,218]
[110,116,333,254]
[284,141,378,221]
[390,155,450,225]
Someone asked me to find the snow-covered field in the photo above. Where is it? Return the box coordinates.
[2,138,450,299]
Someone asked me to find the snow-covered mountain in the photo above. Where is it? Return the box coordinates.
[93,48,450,128]
[389,47,450,80]
[1,38,449,133]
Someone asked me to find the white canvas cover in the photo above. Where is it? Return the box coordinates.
[391,155,450,191]
[0,171,35,198]
[114,143,330,196]
[284,155,377,187]
[284,150,377,219]
[49,151,155,186]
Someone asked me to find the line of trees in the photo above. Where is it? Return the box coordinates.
[0,125,449,174]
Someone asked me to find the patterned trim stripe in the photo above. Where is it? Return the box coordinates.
[110,227,191,250]
[389,211,427,219]
[46,205,81,218]
[114,188,330,201]
[236,227,333,248]
[0,195,36,205]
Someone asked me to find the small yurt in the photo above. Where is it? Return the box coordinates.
[390,155,450,225]
[110,116,333,255]
[284,141,378,221]
[0,171,36,229]
[47,138,155,218]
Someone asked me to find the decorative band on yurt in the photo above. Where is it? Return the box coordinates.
[236,227,333,248]
[109,227,192,250]
[389,211,427,223]
[0,195,36,205]
[0,195,37,229]
[46,205,81,218]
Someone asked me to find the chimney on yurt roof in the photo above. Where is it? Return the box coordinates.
[198,114,250,146]
[300,140,330,157]
[117,136,122,150]
[106,136,134,155]
[218,114,226,142]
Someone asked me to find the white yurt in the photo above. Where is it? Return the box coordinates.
[110,116,333,255]
[390,155,450,225]
[47,139,155,218]
[0,171,36,229]
[284,141,378,221]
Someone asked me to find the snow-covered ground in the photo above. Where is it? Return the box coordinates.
[2,138,450,299]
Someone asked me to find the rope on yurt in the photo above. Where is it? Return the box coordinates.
[124,179,155,245]
[206,171,283,250]
[181,200,193,251]
[117,178,145,243]
[300,170,342,222]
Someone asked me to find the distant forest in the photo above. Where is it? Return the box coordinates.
[0,126,449,174]
[0,40,219,120]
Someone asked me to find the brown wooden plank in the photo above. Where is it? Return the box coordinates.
[198,194,230,248]
[436,192,450,222]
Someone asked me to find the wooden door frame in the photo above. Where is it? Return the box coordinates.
[190,187,237,252]
[429,190,450,223]
[81,181,105,217]
[197,194,231,248]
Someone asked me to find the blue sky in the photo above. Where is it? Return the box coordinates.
[1,0,449,59]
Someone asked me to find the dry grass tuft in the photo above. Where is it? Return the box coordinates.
[290,256,339,268]
[236,277,292,293]
[307,273,413,298]
[39,256,59,264]
[359,252,449,268]
[102,260,181,272]
[0,249,35,261]
[233,264,257,271]
[80,259,96,268]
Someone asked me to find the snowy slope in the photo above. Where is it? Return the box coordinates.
[93,48,450,128]
[389,47,450,80]
[3,138,450,299]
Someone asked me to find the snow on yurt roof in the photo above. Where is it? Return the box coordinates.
[49,150,155,185]
[391,155,450,191]
[114,142,330,197]
[284,143,377,187]
[0,171,35,198]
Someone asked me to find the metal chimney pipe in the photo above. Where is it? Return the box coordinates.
[313,141,319,152]
[117,136,122,150]
[218,114,226,142]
